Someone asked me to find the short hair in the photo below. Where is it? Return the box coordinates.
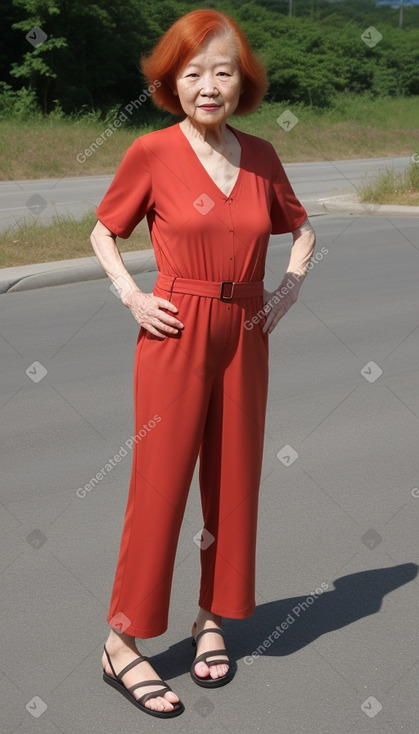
[140,9,268,116]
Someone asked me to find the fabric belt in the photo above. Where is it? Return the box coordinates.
[155,273,264,301]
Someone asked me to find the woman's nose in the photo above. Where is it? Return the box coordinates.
[200,75,218,94]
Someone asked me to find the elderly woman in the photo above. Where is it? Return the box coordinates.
[91,8,315,719]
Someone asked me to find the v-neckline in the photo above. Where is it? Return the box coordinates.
[176,121,244,199]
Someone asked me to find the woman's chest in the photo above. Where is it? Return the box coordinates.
[149,162,273,246]
[196,152,240,197]
[188,138,242,197]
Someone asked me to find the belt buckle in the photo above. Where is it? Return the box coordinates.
[220,281,234,301]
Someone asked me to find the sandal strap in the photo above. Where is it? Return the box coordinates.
[103,645,149,681]
[138,686,172,708]
[103,645,117,678]
[137,680,173,705]
[127,679,171,696]
[194,649,230,667]
[194,627,226,646]
[103,646,177,706]
[117,655,149,680]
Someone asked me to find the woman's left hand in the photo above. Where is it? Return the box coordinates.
[262,286,298,334]
[262,218,316,334]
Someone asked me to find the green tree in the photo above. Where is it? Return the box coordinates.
[8,0,180,114]
[3,0,419,115]
[10,0,67,112]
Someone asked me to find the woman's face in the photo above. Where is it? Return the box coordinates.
[174,34,243,126]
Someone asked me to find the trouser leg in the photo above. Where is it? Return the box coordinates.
[198,312,269,618]
[107,306,213,638]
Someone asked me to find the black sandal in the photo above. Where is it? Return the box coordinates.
[190,628,234,688]
[102,645,184,718]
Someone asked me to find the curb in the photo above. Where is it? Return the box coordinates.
[0,249,157,294]
[320,194,419,217]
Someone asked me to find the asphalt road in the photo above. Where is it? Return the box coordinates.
[0,156,412,230]
[1,214,418,734]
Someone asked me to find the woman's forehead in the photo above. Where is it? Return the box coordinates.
[182,36,238,66]
[184,54,236,66]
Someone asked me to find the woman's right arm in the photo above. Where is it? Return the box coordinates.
[90,219,184,338]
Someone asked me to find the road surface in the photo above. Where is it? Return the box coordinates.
[0,156,412,231]
[1,214,418,734]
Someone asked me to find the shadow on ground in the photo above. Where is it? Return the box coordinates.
[151,563,418,680]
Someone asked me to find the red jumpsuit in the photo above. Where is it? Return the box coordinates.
[96,122,307,638]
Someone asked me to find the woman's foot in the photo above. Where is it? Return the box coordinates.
[101,629,180,713]
[191,610,230,681]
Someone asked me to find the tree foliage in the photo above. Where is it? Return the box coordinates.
[1,0,418,117]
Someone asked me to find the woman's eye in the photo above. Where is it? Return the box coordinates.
[184,71,231,78]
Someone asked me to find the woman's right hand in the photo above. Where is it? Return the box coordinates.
[122,289,184,338]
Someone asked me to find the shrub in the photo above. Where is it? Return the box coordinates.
[0,83,41,120]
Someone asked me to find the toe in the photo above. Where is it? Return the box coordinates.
[146,695,174,712]
[165,691,180,706]
[144,688,180,712]
[194,660,210,678]
[210,663,229,679]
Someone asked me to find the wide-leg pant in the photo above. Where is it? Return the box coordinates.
[106,282,269,638]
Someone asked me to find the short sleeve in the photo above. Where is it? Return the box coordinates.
[96,138,154,238]
[269,145,307,235]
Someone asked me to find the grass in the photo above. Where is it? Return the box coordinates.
[1,94,418,181]
[358,161,419,206]
[0,211,151,269]
[233,95,419,164]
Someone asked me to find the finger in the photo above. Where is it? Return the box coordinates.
[148,315,182,334]
[156,311,184,328]
[263,290,273,308]
[263,319,274,334]
[263,308,284,333]
[154,297,179,313]
[153,321,180,335]
[130,313,168,336]
[131,309,183,331]
[141,323,166,339]
[144,313,183,332]
[262,309,276,333]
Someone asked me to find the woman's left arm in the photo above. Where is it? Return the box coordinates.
[262,217,316,334]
